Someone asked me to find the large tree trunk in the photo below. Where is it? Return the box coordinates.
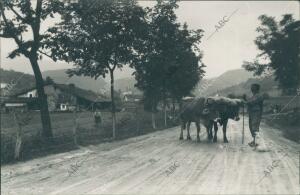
[109,69,116,139]
[29,57,53,139]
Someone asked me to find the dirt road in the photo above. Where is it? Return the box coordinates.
[1,118,299,195]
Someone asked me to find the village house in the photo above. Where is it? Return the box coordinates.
[123,93,143,102]
[2,83,111,112]
[0,82,8,89]
[0,97,38,113]
[121,92,143,111]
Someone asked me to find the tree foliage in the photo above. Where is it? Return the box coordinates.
[134,0,205,113]
[0,0,63,60]
[243,14,300,95]
[0,0,63,138]
[48,0,148,138]
[166,23,205,101]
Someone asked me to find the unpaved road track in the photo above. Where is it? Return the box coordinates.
[1,118,299,195]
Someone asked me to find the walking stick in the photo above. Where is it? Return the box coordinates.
[242,104,245,144]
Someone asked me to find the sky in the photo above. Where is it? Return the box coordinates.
[0,0,299,79]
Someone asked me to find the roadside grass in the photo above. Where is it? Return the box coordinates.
[1,110,177,164]
[264,110,300,143]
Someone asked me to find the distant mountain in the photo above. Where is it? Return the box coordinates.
[0,68,36,96]
[215,76,280,97]
[194,69,254,96]
[114,77,141,94]
[1,67,137,96]
[42,69,108,93]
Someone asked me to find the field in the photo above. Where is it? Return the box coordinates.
[1,110,174,163]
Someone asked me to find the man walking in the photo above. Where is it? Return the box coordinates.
[244,83,268,147]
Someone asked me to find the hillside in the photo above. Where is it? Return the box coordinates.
[42,69,107,93]
[114,77,141,94]
[0,68,36,96]
[214,75,280,97]
[194,69,254,96]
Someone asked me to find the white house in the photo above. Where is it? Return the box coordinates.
[0,83,8,89]
[18,89,38,98]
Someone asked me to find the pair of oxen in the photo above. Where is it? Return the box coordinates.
[179,96,244,143]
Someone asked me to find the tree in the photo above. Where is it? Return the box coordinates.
[48,0,147,139]
[243,14,300,95]
[134,0,204,127]
[0,0,63,138]
[134,0,177,128]
[167,23,205,106]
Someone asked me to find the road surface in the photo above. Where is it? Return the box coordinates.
[1,118,299,195]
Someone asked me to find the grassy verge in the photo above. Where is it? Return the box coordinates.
[264,111,300,143]
[1,110,177,164]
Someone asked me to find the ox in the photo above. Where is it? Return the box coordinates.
[206,97,244,143]
[179,97,219,142]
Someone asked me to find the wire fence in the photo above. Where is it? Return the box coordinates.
[1,108,178,163]
[2,96,299,163]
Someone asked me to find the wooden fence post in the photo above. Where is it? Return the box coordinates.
[73,110,78,146]
[13,112,23,160]
[136,107,140,135]
[242,104,245,144]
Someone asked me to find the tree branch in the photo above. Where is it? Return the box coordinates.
[31,0,43,53]
[7,4,27,23]
[0,33,13,38]
[0,2,32,58]
[108,63,117,72]
[0,1,22,47]
[38,50,53,60]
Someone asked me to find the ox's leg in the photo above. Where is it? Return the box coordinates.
[196,121,201,142]
[213,121,218,143]
[206,123,210,140]
[208,121,214,140]
[187,121,192,140]
[179,121,185,140]
[206,124,212,141]
[222,119,229,143]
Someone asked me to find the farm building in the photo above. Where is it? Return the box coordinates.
[123,93,143,102]
[0,97,39,113]
[0,82,8,89]
[9,83,111,111]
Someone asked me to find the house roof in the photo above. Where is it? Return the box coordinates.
[0,97,38,105]
[11,83,52,97]
[54,84,111,103]
[12,83,111,103]
[124,94,143,99]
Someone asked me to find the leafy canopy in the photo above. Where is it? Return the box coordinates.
[0,0,63,60]
[243,14,300,94]
[134,0,204,111]
[48,0,148,78]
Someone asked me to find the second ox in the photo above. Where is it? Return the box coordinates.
[179,96,244,143]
